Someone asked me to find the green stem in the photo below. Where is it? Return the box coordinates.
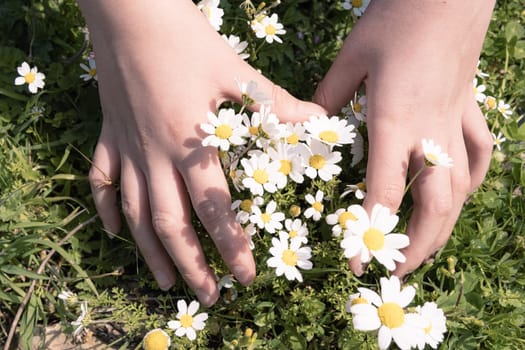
[404,165,428,196]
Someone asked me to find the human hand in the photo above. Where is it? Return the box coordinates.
[314,0,495,277]
[79,0,326,306]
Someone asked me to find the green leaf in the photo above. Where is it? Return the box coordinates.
[505,20,525,42]
[514,40,525,59]
[0,265,49,280]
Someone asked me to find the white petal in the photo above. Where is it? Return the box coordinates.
[384,234,410,249]
[167,320,181,330]
[187,300,200,315]
[398,285,416,308]
[352,312,381,331]
[378,326,393,350]
[177,299,188,314]
[186,327,197,341]
[175,327,186,337]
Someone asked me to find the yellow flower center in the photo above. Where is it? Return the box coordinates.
[424,322,433,334]
[24,72,36,84]
[289,205,301,217]
[245,328,253,337]
[89,68,97,77]
[319,130,339,143]
[338,211,357,229]
[312,201,323,212]
[279,160,292,175]
[289,230,298,238]
[249,126,259,136]
[351,297,368,306]
[143,329,170,350]
[356,181,366,191]
[377,302,405,329]
[309,154,326,170]
[282,249,298,266]
[425,152,438,165]
[215,124,233,139]
[261,213,271,223]
[253,169,269,184]
[353,102,362,113]
[362,227,385,250]
[265,24,277,36]
[240,199,253,212]
[286,133,299,144]
[485,97,497,109]
[180,314,194,328]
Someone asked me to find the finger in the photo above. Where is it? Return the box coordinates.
[120,157,177,292]
[89,127,121,235]
[312,32,367,115]
[179,147,256,286]
[462,98,493,191]
[146,159,219,307]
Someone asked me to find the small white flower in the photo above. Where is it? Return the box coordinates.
[304,190,325,222]
[497,100,512,119]
[351,95,367,121]
[350,130,365,166]
[483,96,497,111]
[415,302,447,350]
[217,274,235,290]
[341,204,409,271]
[58,290,75,302]
[14,62,45,94]
[298,139,342,181]
[342,0,371,17]
[345,292,371,313]
[236,79,273,106]
[243,105,281,148]
[277,122,309,145]
[201,108,248,151]
[341,180,367,200]
[492,132,506,151]
[197,0,224,31]
[266,141,306,184]
[241,152,286,196]
[167,300,208,341]
[222,34,250,60]
[350,276,425,350]
[79,57,97,81]
[250,200,285,233]
[143,328,171,350]
[231,196,264,224]
[267,232,313,282]
[71,301,89,336]
[304,115,356,147]
[476,60,489,78]
[280,218,309,244]
[421,138,453,168]
[244,222,257,250]
[472,78,487,103]
[253,13,286,44]
[325,205,360,237]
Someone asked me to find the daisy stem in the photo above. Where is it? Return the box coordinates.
[228,137,259,177]
[404,165,427,196]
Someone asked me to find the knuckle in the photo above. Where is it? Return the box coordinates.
[120,196,141,225]
[195,199,231,228]
[151,214,178,239]
[425,193,454,217]
[452,169,471,196]
[88,166,109,191]
[375,182,405,210]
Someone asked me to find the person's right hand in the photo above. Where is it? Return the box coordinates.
[79,0,326,306]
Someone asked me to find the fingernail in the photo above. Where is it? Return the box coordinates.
[195,288,217,307]
[153,270,175,291]
[232,264,254,286]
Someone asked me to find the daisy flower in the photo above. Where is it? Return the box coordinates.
[497,100,512,119]
[350,130,365,166]
[217,274,238,303]
[350,276,425,350]
[197,0,224,31]
[266,141,306,184]
[231,196,264,224]
[304,190,325,222]
[281,218,309,244]
[167,300,208,341]
[476,60,490,78]
[241,152,286,196]
[267,232,313,282]
[341,180,367,200]
[342,0,371,17]
[492,132,506,151]
[304,115,356,147]
[14,61,45,94]
[345,292,371,313]
[421,138,453,168]
[415,302,447,350]
[298,139,342,181]
[71,301,89,337]
[341,203,409,271]
[243,105,281,148]
[222,34,250,60]
[142,328,171,350]
[351,94,367,121]
[325,205,360,237]
[58,290,77,305]
[243,222,257,250]
[483,95,497,111]
[235,79,272,106]
[250,200,285,233]
[472,78,487,103]
[79,57,97,81]
[201,108,248,151]
[278,122,309,145]
[253,13,286,44]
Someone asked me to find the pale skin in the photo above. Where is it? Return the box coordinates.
[79,0,494,306]
[314,0,495,276]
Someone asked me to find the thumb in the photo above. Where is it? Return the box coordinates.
[312,37,367,115]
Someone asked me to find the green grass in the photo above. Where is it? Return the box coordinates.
[1,1,524,349]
